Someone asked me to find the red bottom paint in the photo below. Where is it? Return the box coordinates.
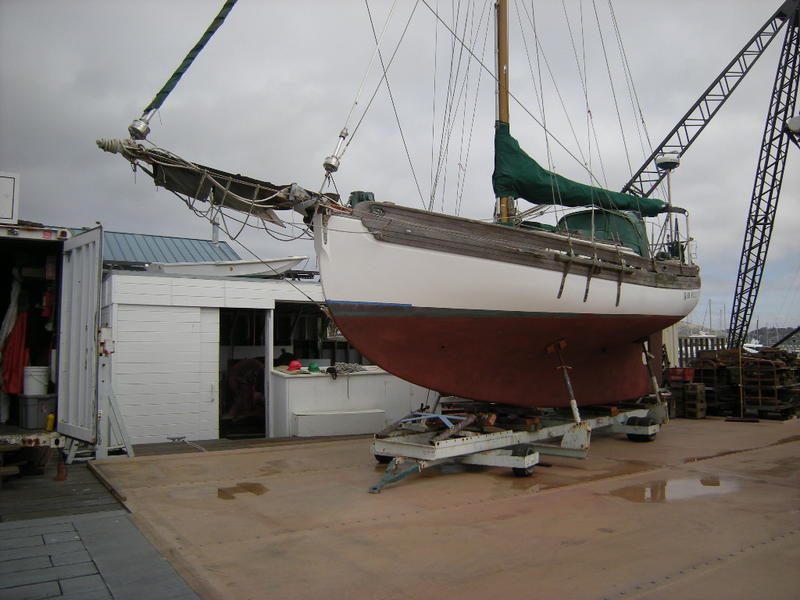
[331,307,671,408]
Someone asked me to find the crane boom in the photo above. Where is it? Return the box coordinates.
[728,5,800,348]
[621,2,796,198]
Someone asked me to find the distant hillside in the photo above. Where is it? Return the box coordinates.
[748,326,799,348]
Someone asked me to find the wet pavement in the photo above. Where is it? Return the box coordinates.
[92,417,800,600]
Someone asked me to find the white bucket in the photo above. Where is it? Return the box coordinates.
[23,366,49,396]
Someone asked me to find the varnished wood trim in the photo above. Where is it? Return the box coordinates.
[353,202,700,290]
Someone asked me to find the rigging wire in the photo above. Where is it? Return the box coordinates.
[421,0,607,192]
[128,138,314,245]
[316,0,409,196]
[429,0,469,211]
[514,1,672,239]
[590,0,633,176]
[130,157,322,305]
[558,0,600,240]
[513,1,571,228]
[339,5,419,159]
[529,1,572,238]
[515,2,544,132]
[607,0,654,156]
[430,0,490,215]
[225,235,321,306]
[340,0,402,137]
[364,0,427,209]
[420,0,656,222]
[165,192,319,301]
[429,0,440,204]
[603,1,672,237]
[454,3,492,216]
[515,0,589,173]
[558,0,611,189]
[605,0,669,205]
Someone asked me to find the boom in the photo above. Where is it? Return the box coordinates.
[621,2,797,198]
[728,4,800,348]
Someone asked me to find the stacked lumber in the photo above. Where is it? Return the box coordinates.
[685,348,799,419]
[666,368,697,418]
[681,383,707,419]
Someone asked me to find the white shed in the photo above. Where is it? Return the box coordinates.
[101,271,430,445]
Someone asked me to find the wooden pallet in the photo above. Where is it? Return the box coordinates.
[682,383,707,419]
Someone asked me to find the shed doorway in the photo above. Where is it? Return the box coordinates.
[273,301,367,367]
[219,308,268,438]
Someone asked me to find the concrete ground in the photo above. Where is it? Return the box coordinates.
[91,417,800,600]
[0,457,199,599]
[0,511,199,600]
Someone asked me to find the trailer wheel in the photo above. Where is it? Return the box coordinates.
[374,454,393,464]
[511,444,536,478]
[627,416,657,443]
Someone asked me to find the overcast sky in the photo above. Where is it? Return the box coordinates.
[1,1,798,330]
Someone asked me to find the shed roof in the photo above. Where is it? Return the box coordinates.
[75,230,241,264]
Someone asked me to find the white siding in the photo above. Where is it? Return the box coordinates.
[111,304,219,444]
[270,368,431,437]
[107,272,323,308]
[105,272,324,444]
[104,271,388,443]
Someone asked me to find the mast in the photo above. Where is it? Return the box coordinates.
[496,0,513,223]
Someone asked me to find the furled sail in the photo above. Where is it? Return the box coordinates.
[96,139,336,225]
[492,121,667,217]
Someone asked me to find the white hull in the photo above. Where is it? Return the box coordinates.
[312,205,700,407]
[316,213,698,318]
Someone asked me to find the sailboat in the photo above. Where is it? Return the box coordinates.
[313,172,699,408]
[99,1,700,409]
[311,2,699,408]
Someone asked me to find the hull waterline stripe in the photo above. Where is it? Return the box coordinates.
[326,302,670,320]
[326,300,413,308]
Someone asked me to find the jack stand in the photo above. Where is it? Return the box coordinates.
[640,340,668,423]
[547,339,582,423]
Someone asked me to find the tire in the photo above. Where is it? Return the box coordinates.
[627,416,657,443]
[511,444,536,478]
[374,454,393,464]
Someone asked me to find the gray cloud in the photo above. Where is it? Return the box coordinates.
[1,0,797,328]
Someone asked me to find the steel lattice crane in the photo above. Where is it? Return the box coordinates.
[620,0,799,348]
[728,4,799,348]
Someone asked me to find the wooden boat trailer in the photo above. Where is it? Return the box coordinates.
[368,398,667,493]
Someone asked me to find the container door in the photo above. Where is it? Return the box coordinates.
[57,226,103,442]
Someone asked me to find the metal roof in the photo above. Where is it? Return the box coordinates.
[75,230,241,264]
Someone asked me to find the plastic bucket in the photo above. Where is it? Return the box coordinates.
[23,366,49,396]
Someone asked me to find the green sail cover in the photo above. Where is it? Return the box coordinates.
[492,121,666,217]
[557,209,650,257]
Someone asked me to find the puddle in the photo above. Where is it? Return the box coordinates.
[217,482,268,500]
[609,476,739,503]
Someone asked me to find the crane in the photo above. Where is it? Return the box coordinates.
[620,0,799,349]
